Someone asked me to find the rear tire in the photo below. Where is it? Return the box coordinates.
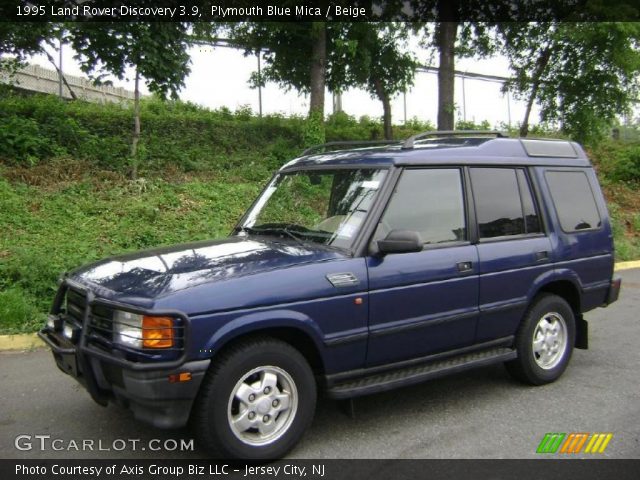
[192,337,316,460]
[505,294,576,385]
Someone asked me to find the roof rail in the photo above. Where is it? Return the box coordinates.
[302,140,400,156]
[401,130,506,150]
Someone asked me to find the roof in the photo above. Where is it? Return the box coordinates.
[281,137,591,171]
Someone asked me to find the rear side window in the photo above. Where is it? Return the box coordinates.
[545,170,601,232]
[470,168,541,239]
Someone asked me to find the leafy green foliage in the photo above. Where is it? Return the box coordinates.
[0,23,54,73]
[500,22,640,144]
[455,119,491,131]
[331,23,418,138]
[225,21,418,128]
[0,93,305,172]
[591,139,640,183]
[589,141,640,261]
[68,22,191,99]
[303,109,326,147]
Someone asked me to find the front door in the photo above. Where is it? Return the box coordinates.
[366,168,479,366]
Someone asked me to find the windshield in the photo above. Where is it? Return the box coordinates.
[238,168,388,249]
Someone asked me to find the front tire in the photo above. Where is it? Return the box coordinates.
[505,294,576,385]
[193,337,316,460]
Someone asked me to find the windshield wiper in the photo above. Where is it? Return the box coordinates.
[238,225,307,247]
[279,226,306,246]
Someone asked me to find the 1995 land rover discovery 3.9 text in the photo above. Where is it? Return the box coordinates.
[40,131,621,459]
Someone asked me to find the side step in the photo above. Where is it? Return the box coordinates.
[326,347,517,399]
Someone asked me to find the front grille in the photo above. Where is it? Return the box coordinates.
[57,282,186,361]
[65,288,87,325]
[89,304,114,342]
[62,287,113,343]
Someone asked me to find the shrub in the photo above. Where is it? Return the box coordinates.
[591,140,640,183]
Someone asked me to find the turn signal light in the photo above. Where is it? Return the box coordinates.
[142,316,174,348]
[168,372,192,383]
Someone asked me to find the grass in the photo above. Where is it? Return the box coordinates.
[0,158,266,333]
[601,181,640,262]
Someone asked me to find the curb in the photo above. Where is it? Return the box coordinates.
[0,333,43,352]
[1,262,639,352]
[614,260,640,271]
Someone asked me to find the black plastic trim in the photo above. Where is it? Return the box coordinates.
[325,336,514,386]
[326,346,517,399]
[606,277,622,305]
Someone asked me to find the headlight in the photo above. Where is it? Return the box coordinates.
[62,322,79,342]
[113,311,174,349]
[46,315,62,331]
[113,311,143,348]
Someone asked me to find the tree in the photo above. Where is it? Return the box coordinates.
[0,23,55,73]
[499,22,640,142]
[68,22,192,178]
[224,22,333,144]
[227,22,418,141]
[332,23,418,139]
[435,1,459,131]
[227,22,328,116]
[410,0,496,131]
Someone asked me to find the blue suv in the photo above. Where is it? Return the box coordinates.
[40,131,621,459]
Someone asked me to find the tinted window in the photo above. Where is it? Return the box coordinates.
[380,169,466,244]
[471,168,526,238]
[545,170,601,232]
[517,169,542,234]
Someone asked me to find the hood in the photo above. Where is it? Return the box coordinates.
[69,236,346,301]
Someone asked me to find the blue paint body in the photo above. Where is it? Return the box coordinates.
[65,137,616,376]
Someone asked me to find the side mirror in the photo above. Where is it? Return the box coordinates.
[376,230,423,255]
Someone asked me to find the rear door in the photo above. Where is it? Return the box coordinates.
[470,167,553,342]
[366,167,479,366]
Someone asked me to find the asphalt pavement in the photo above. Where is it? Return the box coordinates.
[1,269,639,459]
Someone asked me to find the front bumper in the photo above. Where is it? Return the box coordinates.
[39,328,209,428]
[38,279,209,429]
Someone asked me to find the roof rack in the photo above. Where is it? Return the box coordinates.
[301,140,400,156]
[401,130,506,149]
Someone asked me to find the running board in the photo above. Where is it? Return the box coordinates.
[326,347,517,399]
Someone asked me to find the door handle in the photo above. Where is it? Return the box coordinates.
[535,251,549,262]
[457,261,473,273]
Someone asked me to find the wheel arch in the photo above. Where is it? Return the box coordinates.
[536,280,581,315]
[528,275,587,349]
[202,311,327,376]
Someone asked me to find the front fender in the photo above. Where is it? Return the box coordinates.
[195,309,326,359]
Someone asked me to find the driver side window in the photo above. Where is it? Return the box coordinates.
[377,168,467,244]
